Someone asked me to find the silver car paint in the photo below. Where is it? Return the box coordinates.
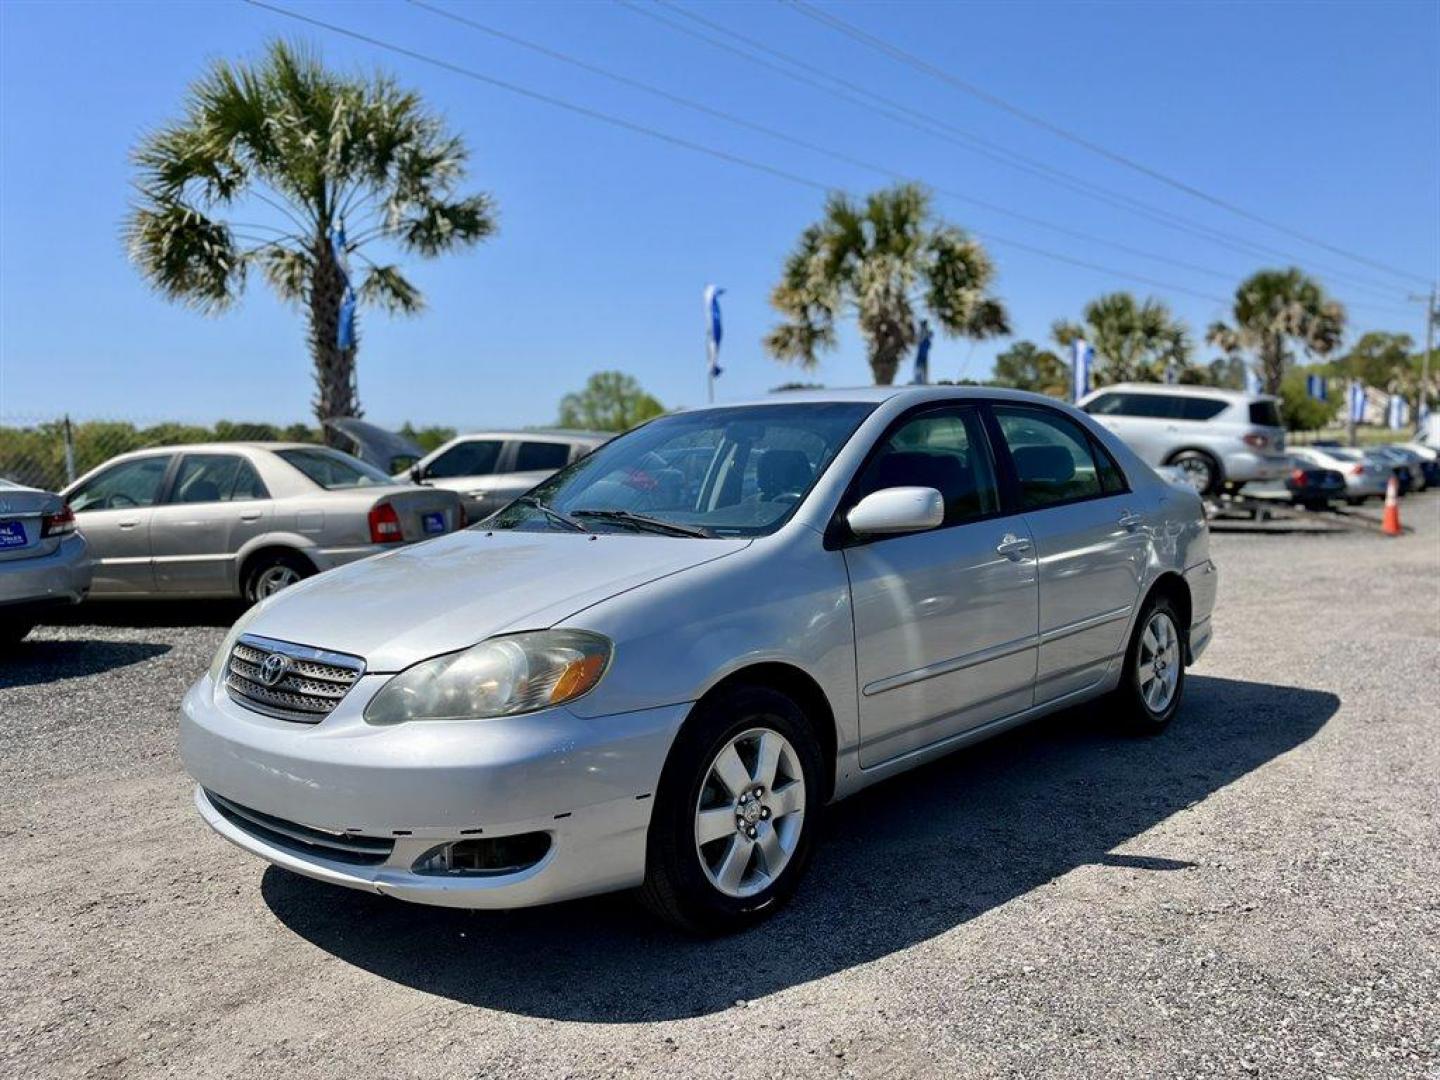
[406,430,609,520]
[64,444,462,599]
[0,480,92,615]
[1287,446,1388,499]
[180,387,1216,909]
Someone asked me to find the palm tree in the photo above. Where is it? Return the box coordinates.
[125,40,496,432]
[991,341,1069,397]
[1052,292,1192,385]
[765,183,1008,385]
[1206,269,1345,395]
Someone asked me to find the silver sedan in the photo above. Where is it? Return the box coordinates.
[180,388,1216,932]
[64,443,463,601]
[0,478,92,645]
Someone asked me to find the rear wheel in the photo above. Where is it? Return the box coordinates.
[1169,451,1222,497]
[640,685,823,934]
[242,551,313,602]
[1114,594,1186,734]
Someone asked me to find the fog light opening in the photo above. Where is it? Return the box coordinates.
[412,833,551,876]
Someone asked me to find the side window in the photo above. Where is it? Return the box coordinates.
[68,457,171,512]
[514,441,571,471]
[994,407,1105,509]
[856,408,999,525]
[426,440,502,479]
[1083,393,1124,416]
[170,454,269,504]
[1091,437,1129,494]
[1177,397,1228,422]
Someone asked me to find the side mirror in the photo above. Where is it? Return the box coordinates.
[846,486,944,537]
[409,464,425,484]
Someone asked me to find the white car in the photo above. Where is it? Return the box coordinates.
[403,429,609,520]
[1079,384,1289,496]
[181,387,1216,932]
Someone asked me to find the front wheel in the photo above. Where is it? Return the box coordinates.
[1114,595,1186,734]
[1169,451,1222,497]
[640,685,823,934]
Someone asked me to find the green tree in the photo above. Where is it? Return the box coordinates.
[397,422,458,454]
[991,340,1068,397]
[125,40,497,436]
[1052,292,1192,385]
[1337,331,1415,390]
[765,183,1008,385]
[1278,370,1339,432]
[557,372,664,432]
[1206,268,1345,395]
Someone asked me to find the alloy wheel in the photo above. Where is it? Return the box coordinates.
[1137,610,1181,714]
[253,564,302,598]
[1175,456,1214,493]
[693,727,806,899]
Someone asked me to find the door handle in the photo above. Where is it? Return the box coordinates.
[1118,510,1144,529]
[995,533,1033,559]
[239,512,262,522]
[117,519,140,530]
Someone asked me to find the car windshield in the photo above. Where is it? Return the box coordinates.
[488,402,875,537]
[275,447,392,490]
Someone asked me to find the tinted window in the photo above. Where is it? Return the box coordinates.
[1249,400,1282,427]
[427,440,502,479]
[275,448,390,490]
[1086,392,1173,419]
[491,403,873,537]
[995,407,1105,508]
[514,441,571,471]
[856,408,998,525]
[1092,438,1129,493]
[69,457,170,512]
[1177,397,1228,421]
[171,454,268,503]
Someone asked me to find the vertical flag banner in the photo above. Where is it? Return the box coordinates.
[331,223,357,351]
[1387,394,1408,430]
[1306,374,1328,401]
[1070,339,1092,402]
[912,320,933,385]
[1244,365,1263,396]
[1163,360,1178,385]
[1348,381,1367,424]
[704,284,724,401]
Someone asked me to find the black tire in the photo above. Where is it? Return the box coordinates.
[1168,450,1223,497]
[242,550,314,602]
[0,620,35,649]
[1114,593,1187,735]
[640,685,824,934]
[1346,497,1365,507]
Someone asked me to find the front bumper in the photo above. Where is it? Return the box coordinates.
[180,674,690,908]
[0,534,91,611]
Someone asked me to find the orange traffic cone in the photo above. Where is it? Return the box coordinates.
[1381,475,1402,536]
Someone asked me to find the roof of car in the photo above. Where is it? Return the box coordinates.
[1082,382,1275,403]
[450,429,609,441]
[696,385,1071,409]
[113,442,325,456]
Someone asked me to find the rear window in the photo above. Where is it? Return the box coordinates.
[275,448,391,490]
[1086,392,1227,421]
[514,441,571,471]
[1249,401,1282,427]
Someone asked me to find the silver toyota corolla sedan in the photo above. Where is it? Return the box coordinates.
[0,478,92,645]
[63,443,463,601]
[181,388,1217,932]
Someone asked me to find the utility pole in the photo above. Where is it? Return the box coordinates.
[1408,284,1437,430]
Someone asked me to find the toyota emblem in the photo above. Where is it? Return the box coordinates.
[258,653,292,687]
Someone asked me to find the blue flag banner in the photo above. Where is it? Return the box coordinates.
[1070,339,1092,402]
[704,284,724,379]
[331,224,357,351]
[1387,394,1409,430]
[1244,365,1263,396]
[912,321,933,385]
[1306,374,1328,401]
[1348,381,1367,424]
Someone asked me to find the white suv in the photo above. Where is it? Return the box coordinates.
[1079,384,1288,495]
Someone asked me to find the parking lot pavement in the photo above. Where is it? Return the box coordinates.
[2,496,1437,1080]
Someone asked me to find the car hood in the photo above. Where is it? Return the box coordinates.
[243,528,751,671]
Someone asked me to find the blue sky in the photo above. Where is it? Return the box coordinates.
[1,0,1436,429]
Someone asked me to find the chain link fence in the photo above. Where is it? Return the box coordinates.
[0,416,325,492]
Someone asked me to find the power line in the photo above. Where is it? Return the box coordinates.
[407,0,1246,288]
[784,0,1432,289]
[630,0,1408,302]
[240,0,1232,306]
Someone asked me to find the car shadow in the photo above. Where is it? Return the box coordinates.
[261,674,1337,1022]
[42,599,247,629]
[0,639,171,687]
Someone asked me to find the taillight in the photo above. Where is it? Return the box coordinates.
[41,505,76,537]
[1289,469,1307,486]
[1242,433,1268,450]
[368,502,403,544]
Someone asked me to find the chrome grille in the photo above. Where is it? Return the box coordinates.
[224,634,364,722]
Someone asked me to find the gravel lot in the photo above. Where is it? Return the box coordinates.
[3,496,1437,1079]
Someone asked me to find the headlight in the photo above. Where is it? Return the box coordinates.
[207,602,267,683]
[364,630,611,723]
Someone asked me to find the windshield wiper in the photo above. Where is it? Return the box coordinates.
[571,508,712,538]
[517,496,588,532]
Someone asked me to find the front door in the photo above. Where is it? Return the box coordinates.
[65,455,173,595]
[844,405,1039,768]
[151,453,272,594]
[991,405,1147,703]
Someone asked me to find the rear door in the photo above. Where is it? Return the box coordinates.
[65,455,174,594]
[149,453,271,594]
[844,403,1039,767]
[990,404,1147,704]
